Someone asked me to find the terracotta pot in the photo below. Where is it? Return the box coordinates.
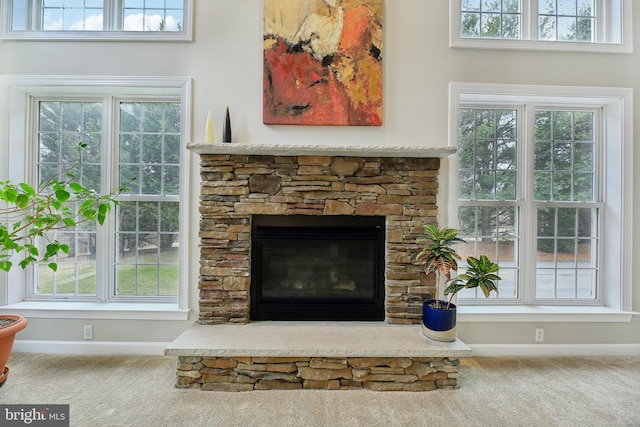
[0,314,28,387]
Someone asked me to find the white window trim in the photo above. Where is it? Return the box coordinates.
[448,82,634,319]
[0,0,193,41]
[0,75,192,320]
[450,0,633,54]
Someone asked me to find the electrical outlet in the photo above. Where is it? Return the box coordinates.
[83,325,93,340]
[535,328,544,342]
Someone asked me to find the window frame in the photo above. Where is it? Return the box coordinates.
[450,0,633,53]
[28,95,183,303]
[0,0,193,41]
[449,82,633,314]
[0,75,192,319]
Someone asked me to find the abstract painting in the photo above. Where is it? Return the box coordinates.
[263,0,383,126]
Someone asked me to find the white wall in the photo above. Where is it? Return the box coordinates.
[1,0,638,354]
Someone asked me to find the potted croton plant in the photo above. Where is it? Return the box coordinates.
[415,224,501,342]
[0,143,121,386]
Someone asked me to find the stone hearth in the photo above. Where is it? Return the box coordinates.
[166,143,467,392]
[166,322,471,391]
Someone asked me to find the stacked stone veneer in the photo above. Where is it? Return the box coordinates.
[198,154,440,324]
[176,356,461,391]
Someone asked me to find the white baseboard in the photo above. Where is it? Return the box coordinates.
[12,340,170,356]
[469,343,640,357]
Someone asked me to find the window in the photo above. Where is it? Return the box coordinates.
[450,83,633,311]
[1,0,192,40]
[456,106,599,303]
[34,99,181,300]
[532,110,599,300]
[452,0,633,53]
[456,107,520,301]
[0,76,191,316]
[116,102,181,297]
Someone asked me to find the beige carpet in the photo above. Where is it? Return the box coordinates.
[1,353,639,427]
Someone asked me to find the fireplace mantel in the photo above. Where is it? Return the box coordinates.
[187,142,456,158]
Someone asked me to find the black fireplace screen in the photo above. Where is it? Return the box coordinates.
[251,215,385,321]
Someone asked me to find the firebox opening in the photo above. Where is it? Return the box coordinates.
[251,215,385,321]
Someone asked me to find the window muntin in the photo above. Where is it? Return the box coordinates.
[2,0,192,40]
[37,100,103,189]
[35,211,97,296]
[123,0,184,32]
[456,205,520,300]
[533,110,595,202]
[31,98,182,300]
[535,206,599,299]
[538,0,596,42]
[456,105,601,305]
[461,0,521,39]
[458,108,519,201]
[42,0,104,31]
[115,201,179,296]
[34,100,102,297]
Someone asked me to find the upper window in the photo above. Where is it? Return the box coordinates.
[452,0,633,53]
[1,0,192,40]
[449,83,633,311]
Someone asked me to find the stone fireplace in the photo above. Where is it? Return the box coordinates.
[191,143,456,325]
[166,143,471,392]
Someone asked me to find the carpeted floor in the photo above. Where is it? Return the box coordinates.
[1,353,639,427]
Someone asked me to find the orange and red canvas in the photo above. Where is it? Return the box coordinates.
[263,0,383,126]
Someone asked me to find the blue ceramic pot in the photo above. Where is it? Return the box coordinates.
[422,299,457,331]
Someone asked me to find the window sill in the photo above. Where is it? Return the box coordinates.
[450,38,633,54]
[0,301,191,320]
[457,306,637,323]
[1,31,193,42]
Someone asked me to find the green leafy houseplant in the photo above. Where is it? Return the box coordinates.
[415,225,501,308]
[415,224,501,342]
[415,224,465,309]
[443,254,501,308]
[0,143,124,386]
[0,144,123,272]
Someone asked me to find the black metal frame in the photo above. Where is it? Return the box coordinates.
[250,215,385,321]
